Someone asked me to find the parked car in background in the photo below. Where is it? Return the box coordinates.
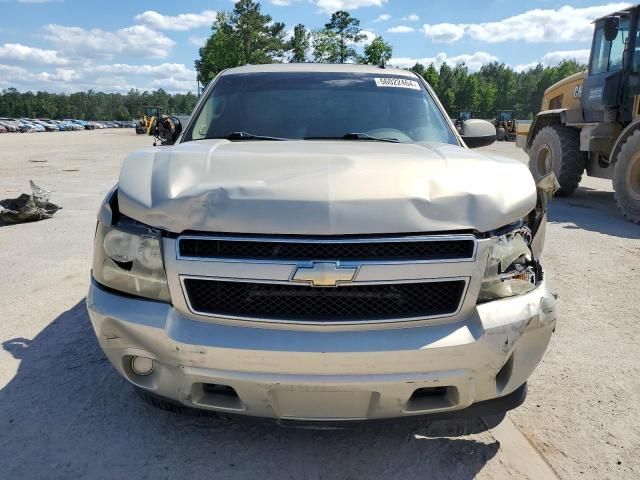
[0,119,18,132]
[34,119,59,131]
[22,120,45,132]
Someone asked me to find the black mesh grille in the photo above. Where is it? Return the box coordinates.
[183,279,466,321]
[179,238,475,261]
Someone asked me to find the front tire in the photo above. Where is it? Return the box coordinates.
[613,130,640,224]
[497,127,506,141]
[529,125,586,197]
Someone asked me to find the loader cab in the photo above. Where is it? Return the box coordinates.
[144,106,163,118]
[496,110,514,122]
[583,7,639,122]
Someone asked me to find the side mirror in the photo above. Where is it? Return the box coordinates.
[154,116,182,146]
[604,17,619,42]
[461,119,496,148]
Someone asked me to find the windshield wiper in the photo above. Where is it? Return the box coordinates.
[220,131,290,141]
[304,132,401,143]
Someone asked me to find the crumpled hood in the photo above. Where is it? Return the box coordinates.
[117,140,536,235]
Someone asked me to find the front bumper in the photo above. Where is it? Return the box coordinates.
[87,280,556,421]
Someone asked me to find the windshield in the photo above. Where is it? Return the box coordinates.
[184,72,458,145]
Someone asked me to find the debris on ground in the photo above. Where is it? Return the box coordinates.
[0,180,61,225]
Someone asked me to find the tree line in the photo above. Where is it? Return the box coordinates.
[0,0,585,120]
[0,88,198,121]
[411,60,585,119]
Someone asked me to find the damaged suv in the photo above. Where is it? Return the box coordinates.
[87,64,556,422]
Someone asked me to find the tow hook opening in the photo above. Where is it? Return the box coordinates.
[191,383,244,411]
[405,386,459,412]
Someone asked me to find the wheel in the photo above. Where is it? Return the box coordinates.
[613,130,640,224]
[529,125,586,197]
[497,127,506,141]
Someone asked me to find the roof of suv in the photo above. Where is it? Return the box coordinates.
[220,63,417,78]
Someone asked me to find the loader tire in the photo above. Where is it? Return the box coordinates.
[529,125,586,197]
[613,130,640,224]
[497,127,506,141]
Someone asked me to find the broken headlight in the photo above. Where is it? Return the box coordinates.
[92,193,170,301]
[478,222,539,303]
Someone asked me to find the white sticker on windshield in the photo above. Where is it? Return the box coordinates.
[374,77,420,90]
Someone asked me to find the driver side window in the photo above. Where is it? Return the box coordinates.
[591,18,630,75]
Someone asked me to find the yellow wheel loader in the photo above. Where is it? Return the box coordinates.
[495,110,516,142]
[518,5,640,223]
[136,106,163,135]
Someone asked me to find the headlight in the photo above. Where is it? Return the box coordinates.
[478,222,538,303]
[92,216,170,302]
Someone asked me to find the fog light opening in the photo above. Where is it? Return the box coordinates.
[131,356,155,376]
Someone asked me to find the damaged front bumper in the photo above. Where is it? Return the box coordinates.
[87,279,556,422]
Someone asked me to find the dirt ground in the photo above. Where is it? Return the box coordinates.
[0,130,638,479]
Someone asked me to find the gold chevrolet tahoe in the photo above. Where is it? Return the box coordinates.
[87,63,556,423]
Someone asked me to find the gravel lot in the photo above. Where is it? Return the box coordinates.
[1,130,638,479]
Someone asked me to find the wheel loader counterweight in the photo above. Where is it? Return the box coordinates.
[519,4,640,223]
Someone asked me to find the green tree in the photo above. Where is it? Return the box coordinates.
[232,0,286,64]
[312,30,340,63]
[195,13,241,85]
[362,36,392,65]
[437,63,456,114]
[424,63,439,91]
[195,1,286,84]
[288,24,310,63]
[314,11,364,63]
[409,63,426,78]
[478,83,497,118]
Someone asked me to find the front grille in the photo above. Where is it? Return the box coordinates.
[179,237,475,262]
[183,279,466,322]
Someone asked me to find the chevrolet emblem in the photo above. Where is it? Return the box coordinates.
[292,262,357,287]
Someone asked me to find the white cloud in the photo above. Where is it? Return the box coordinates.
[541,49,591,65]
[422,23,465,43]
[514,62,541,73]
[91,62,195,80]
[189,36,207,47]
[134,10,217,31]
[35,67,79,82]
[42,24,175,59]
[0,43,69,65]
[403,14,419,22]
[390,51,499,72]
[357,30,377,44]
[515,49,591,72]
[315,0,387,14]
[387,25,415,33]
[0,61,197,94]
[373,14,391,23]
[422,3,632,44]
[271,0,297,5]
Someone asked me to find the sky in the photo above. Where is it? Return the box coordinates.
[0,0,632,94]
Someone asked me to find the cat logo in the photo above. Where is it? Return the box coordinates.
[573,85,583,98]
